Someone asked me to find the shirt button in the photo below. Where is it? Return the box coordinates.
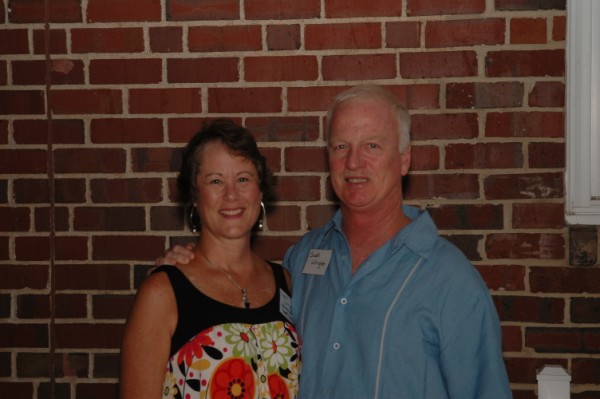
[340,298,348,305]
[333,342,341,350]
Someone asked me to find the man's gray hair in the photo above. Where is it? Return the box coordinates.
[325,85,411,151]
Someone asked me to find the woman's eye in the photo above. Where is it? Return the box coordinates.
[239,177,249,182]
[209,179,221,185]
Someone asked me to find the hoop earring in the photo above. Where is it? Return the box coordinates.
[189,205,201,233]
[255,201,266,231]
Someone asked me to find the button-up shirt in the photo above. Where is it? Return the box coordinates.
[284,206,511,399]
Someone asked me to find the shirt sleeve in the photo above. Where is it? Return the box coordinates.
[440,290,512,399]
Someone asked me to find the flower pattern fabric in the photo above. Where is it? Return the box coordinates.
[162,321,300,399]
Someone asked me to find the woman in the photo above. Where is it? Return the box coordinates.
[120,119,301,399]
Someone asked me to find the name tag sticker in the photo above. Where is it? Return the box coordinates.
[279,289,293,321]
[302,249,332,275]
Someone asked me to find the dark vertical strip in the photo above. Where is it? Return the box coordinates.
[44,1,56,398]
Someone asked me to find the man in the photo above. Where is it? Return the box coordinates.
[158,85,512,398]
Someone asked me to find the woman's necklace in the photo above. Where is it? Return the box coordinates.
[198,250,250,309]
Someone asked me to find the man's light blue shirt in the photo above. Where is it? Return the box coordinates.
[284,206,511,399]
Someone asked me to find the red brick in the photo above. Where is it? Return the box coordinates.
[87,0,161,22]
[267,205,301,232]
[411,113,479,140]
[188,26,261,52]
[54,148,126,173]
[428,204,503,230]
[495,0,565,11]
[56,294,88,319]
[259,147,282,173]
[510,18,547,44]
[0,382,33,397]
[443,234,482,261]
[512,202,565,229]
[400,51,477,78]
[13,119,84,145]
[12,59,85,85]
[525,327,584,353]
[246,0,320,19]
[33,29,68,54]
[267,25,301,51]
[285,146,327,173]
[0,265,48,290]
[528,81,564,107]
[16,236,88,261]
[0,149,47,174]
[305,23,381,50]
[49,89,122,115]
[323,54,396,80]
[447,82,523,109]
[55,323,124,349]
[485,172,563,200]
[386,21,420,48]
[90,59,162,84]
[167,58,238,83]
[486,49,565,77]
[55,264,129,290]
[326,0,401,17]
[130,88,201,114]
[150,206,185,231]
[0,207,30,232]
[0,237,7,261]
[252,235,298,261]
[552,15,566,41]
[407,0,485,15]
[91,178,162,203]
[426,19,504,47]
[246,116,320,142]
[288,86,348,112]
[572,358,600,384]
[571,298,600,324]
[90,118,163,144]
[71,28,144,53]
[501,325,523,352]
[530,267,600,294]
[528,142,565,168]
[0,323,49,348]
[504,357,567,384]
[404,174,479,200]
[494,295,564,323]
[410,145,439,171]
[14,178,87,204]
[0,90,45,115]
[35,206,70,232]
[486,112,564,138]
[306,205,337,230]
[17,294,50,319]
[93,235,166,261]
[74,207,146,231]
[167,117,215,143]
[93,295,135,319]
[485,233,565,259]
[131,148,179,173]
[0,60,6,86]
[208,87,281,113]
[149,27,183,53]
[76,383,119,399]
[245,56,318,82]
[445,142,523,169]
[0,29,29,54]
[167,0,239,21]
[8,0,81,22]
[276,176,321,201]
[476,264,526,291]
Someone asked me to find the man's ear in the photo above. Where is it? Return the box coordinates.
[400,145,411,176]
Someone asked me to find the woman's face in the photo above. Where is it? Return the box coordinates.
[195,141,262,240]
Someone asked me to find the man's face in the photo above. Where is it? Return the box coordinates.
[327,98,411,214]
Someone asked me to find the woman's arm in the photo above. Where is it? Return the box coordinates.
[120,272,177,399]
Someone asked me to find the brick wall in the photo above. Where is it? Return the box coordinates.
[2,0,598,398]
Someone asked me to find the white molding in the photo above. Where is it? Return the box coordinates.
[565,0,600,224]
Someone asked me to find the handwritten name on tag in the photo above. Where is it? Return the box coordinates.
[302,249,332,275]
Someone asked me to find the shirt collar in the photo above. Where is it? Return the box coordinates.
[325,205,438,260]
